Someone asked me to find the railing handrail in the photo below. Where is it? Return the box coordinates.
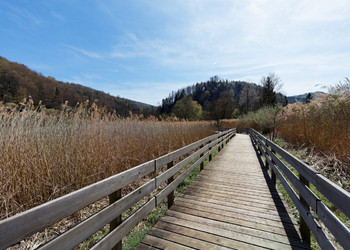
[0,128,236,249]
[250,129,350,249]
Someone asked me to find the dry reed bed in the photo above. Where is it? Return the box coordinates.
[219,119,239,129]
[0,102,215,220]
[278,92,350,171]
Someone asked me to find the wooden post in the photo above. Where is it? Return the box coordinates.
[209,141,212,162]
[270,147,277,185]
[109,189,122,250]
[199,145,204,171]
[299,174,311,246]
[167,161,174,208]
[264,140,269,169]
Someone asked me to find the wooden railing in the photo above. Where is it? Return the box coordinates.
[250,129,350,249]
[0,129,236,250]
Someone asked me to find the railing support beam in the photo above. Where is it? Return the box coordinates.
[167,161,175,208]
[299,174,311,246]
[209,140,212,162]
[109,189,122,250]
[199,145,204,171]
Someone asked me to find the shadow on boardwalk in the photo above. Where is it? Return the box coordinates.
[251,136,310,250]
[137,134,310,250]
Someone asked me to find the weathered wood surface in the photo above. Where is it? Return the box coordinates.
[139,134,310,249]
[251,129,350,249]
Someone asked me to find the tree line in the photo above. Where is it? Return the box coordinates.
[0,56,288,120]
[160,74,287,121]
[0,56,153,116]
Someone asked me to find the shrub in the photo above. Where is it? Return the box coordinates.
[239,106,283,139]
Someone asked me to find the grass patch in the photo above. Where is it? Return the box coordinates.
[123,201,168,250]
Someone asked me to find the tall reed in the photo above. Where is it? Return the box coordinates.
[278,87,350,167]
[0,100,215,219]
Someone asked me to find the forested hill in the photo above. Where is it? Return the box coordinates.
[287,91,326,104]
[0,56,154,116]
[161,76,286,120]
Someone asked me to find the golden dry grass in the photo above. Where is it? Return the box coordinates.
[278,92,350,166]
[219,119,239,128]
[0,99,215,219]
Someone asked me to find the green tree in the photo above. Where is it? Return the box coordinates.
[260,73,282,107]
[305,93,312,103]
[283,96,288,106]
[204,91,235,120]
[172,96,202,120]
[239,84,258,113]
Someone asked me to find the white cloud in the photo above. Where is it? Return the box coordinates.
[51,1,350,101]
[65,45,104,59]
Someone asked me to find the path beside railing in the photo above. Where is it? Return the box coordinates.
[137,134,310,249]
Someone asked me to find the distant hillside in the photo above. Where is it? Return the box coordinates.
[0,56,154,116]
[161,76,287,119]
[287,91,326,104]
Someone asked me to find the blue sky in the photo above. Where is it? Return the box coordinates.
[1,0,350,105]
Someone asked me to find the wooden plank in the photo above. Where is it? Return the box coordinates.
[138,133,310,250]
[155,134,213,169]
[0,160,154,249]
[299,173,311,245]
[156,131,233,186]
[90,198,156,250]
[155,152,208,206]
[267,136,350,216]
[155,144,207,186]
[174,198,297,230]
[182,188,283,210]
[170,204,301,238]
[165,209,301,246]
[177,195,295,225]
[108,189,122,250]
[141,234,194,250]
[315,173,350,219]
[160,215,296,249]
[148,227,231,250]
[190,178,277,195]
[195,173,270,187]
[317,200,350,249]
[134,242,159,250]
[267,147,319,211]
[39,180,156,250]
[182,188,286,216]
[268,158,335,249]
[154,220,266,250]
[201,167,267,177]
[265,138,317,183]
[155,129,233,169]
[167,161,175,208]
[257,130,350,248]
[187,183,285,208]
[190,177,281,199]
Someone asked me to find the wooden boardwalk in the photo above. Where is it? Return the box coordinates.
[137,134,309,249]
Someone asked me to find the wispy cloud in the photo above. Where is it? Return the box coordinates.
[64,45,104,59]
[0,1,42,29]
[2,0,349,104]
[71,0,350,97]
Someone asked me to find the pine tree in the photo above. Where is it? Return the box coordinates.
[260,73,281,107]
[305,93,312,103]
